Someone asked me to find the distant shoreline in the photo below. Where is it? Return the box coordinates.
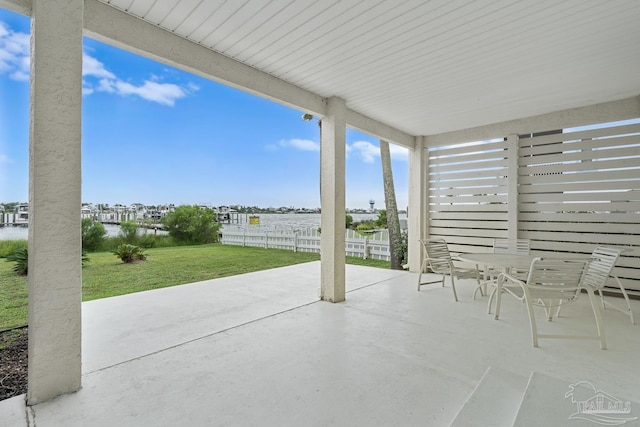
[0,212,393,240]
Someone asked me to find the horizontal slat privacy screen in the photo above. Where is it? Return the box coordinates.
[428,120,640,292]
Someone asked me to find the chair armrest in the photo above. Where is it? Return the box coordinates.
[498,273,527,288]
[496,272,528,301]
[498,272,526,286]
[425,256,454,265]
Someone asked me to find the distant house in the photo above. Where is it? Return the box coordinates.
[81,204,94,219]
[14,203,29,225]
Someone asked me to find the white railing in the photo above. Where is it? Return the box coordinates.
[220,227,391,261]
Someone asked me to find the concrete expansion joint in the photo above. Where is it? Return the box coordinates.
[345,272,410,294]
[88,299,323,375]
[25,403,36,427]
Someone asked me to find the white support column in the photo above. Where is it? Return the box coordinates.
[320,97,346,302]
[28,0,83,405]
[408,136,427,272]
[506,134,519,239]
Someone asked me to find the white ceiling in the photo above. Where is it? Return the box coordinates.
[94,0,640,136]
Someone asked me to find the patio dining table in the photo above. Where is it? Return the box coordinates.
[457,252,590,277]
[457,252,589,316]
[457,252,534,273]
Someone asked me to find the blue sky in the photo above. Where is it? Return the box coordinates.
[0,8,408,210]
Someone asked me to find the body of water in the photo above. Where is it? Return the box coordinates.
[0,224,164,240]
[0,213,397,240]
[225,213,384,232]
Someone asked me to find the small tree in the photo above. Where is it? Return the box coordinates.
[161,205,220,245]
[82,218,107,252]
[119,220,139,244]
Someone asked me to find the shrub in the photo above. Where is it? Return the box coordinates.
[355,221,376,232]
[394,230,408,266]
[6,247,89,275]
[82,218,107,252]
[113,244,147,263]
[119,221,139,244]
[161,205,220,245]
[6,247,28,275]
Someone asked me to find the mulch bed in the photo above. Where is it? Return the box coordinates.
[0,327,28,401]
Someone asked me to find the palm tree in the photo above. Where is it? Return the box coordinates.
[379,140,403,269]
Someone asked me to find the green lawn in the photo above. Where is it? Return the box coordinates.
[1,244,390,330]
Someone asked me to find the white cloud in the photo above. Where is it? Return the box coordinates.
[10,68,28,81]
[83,55,194,106]
[272,138,320,152]
[82,53,115,79]
[269,138,409,163]
[0,22,29,81]
[347,140,408,163]
[0,154,12,163]
[96,78,116,93]
[348,140,378,163]
[0,21,196,106]
[113,80,187,106]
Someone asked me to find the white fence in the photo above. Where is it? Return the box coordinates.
[220,228,391,261]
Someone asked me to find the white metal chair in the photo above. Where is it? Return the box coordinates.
[495,257,606,349]
[568,247,633,324]
[475,238,530,300]
[493,238,531,255]
[417,238,481,301]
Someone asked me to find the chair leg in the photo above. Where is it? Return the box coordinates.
[417,260,428,290]
[556,300,564,317]
[586,288,607,350]
[450,275,459,302]
[595,277,635,325]
[474,264,486,299]
[494,278,504,320]
[596,288,606,310]
[614,276,635,325]
[537,299,553,321]
[473,276,486,300]
[487,286,497,314]
[523,292,539,348]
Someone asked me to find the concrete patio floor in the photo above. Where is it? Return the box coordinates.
[1,261,639,426]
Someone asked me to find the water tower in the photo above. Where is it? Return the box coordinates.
[369,199,375,211]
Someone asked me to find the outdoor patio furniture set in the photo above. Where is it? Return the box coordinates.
[417,238,635,349]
